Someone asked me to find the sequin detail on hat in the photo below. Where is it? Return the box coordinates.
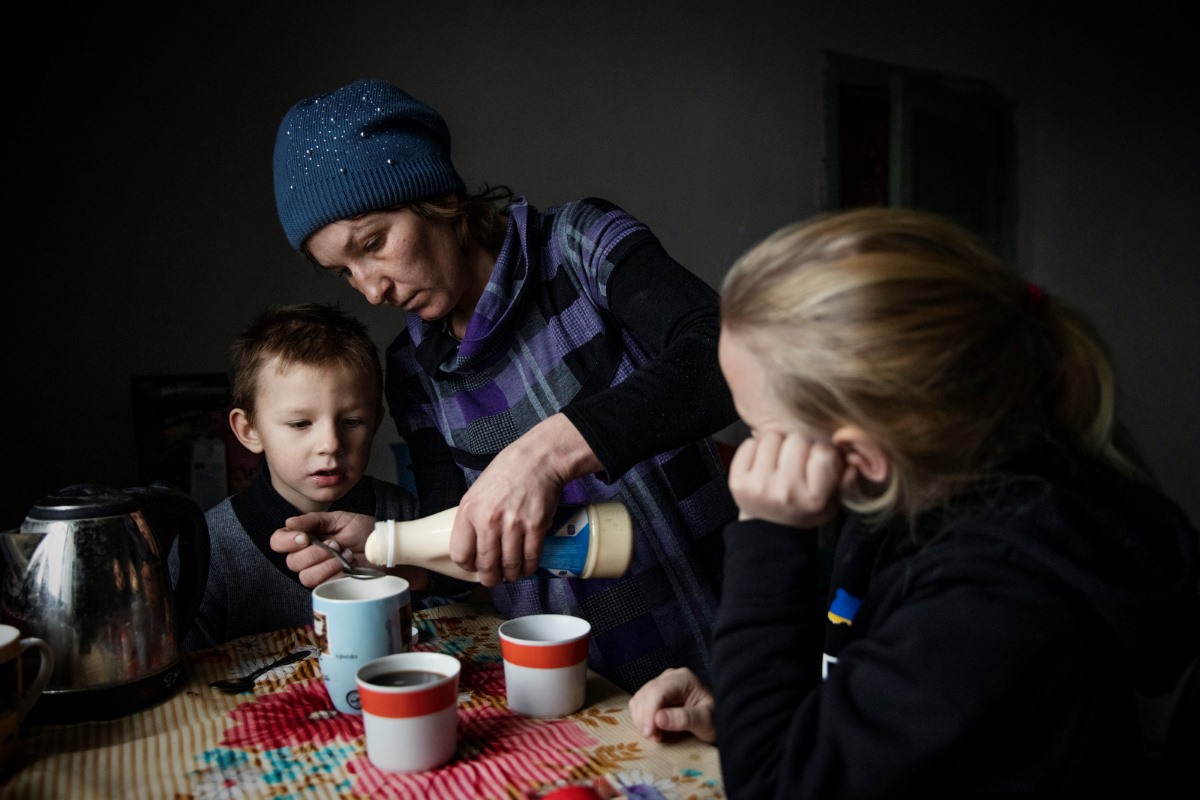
[272,79,466,251]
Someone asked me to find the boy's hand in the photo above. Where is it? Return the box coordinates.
[271,511,433,590]
[271,510,375,588]
[726,431,842,528]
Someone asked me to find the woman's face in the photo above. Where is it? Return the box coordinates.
[305,207,483,324]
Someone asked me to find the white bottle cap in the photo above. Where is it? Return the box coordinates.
[581,502,633,579]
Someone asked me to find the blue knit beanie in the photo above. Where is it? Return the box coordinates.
[273,79,466,251]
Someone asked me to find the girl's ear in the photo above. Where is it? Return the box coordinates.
[228,407,264,454]
[831,425,890,486]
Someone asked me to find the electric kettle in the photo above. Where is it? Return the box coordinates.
[0,482,209,724]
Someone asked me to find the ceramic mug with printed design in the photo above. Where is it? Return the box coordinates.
[312,575,412,715]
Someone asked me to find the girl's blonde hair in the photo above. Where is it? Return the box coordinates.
[720,207,1149,523]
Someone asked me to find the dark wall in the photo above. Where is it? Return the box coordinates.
[7,2,1197,527]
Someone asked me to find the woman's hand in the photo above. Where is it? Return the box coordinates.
[628,667,717,744]
[270,510,429,590]
[727,431,843,527]
[450,413,603,587]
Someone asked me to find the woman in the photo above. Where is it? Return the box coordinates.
[268,78,738,693]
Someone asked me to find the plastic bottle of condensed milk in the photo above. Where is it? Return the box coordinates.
[364,501,633,582]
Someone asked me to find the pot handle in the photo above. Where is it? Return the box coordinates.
[127,481,211,643]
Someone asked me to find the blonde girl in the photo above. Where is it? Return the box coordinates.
[631,207,1200,798]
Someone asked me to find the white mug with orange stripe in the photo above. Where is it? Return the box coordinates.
[498,614,591,718]
[356,651,461,773]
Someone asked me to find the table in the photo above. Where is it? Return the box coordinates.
[1,603,724,799]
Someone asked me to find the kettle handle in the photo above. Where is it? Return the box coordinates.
[127,481,211,644]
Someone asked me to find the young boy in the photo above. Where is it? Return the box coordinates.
[170,302,417,651]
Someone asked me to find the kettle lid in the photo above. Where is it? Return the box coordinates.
[26,484,137,521]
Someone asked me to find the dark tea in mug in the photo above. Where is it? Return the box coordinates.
[371,669,443,687]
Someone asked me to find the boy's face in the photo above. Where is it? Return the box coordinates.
[230,358,381,513]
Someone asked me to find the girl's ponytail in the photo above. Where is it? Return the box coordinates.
[1041,300,1153,483]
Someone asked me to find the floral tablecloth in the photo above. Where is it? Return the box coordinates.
[2,603,724,799]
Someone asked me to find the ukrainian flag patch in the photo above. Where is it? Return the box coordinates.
[828,588,861,626]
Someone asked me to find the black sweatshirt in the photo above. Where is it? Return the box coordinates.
[713,457,1200,798]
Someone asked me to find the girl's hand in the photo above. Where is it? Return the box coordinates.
[726,430,843,527]
[628,667,717,744]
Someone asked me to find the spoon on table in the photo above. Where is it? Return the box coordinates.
[209,648,315,693]
[308,537,387,580]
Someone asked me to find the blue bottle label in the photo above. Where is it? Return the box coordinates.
[537,506,592,578]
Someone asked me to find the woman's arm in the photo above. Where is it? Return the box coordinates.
[563,231,737,481]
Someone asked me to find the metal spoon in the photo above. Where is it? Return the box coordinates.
[209,648,314,693]
[308,537,386,580]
